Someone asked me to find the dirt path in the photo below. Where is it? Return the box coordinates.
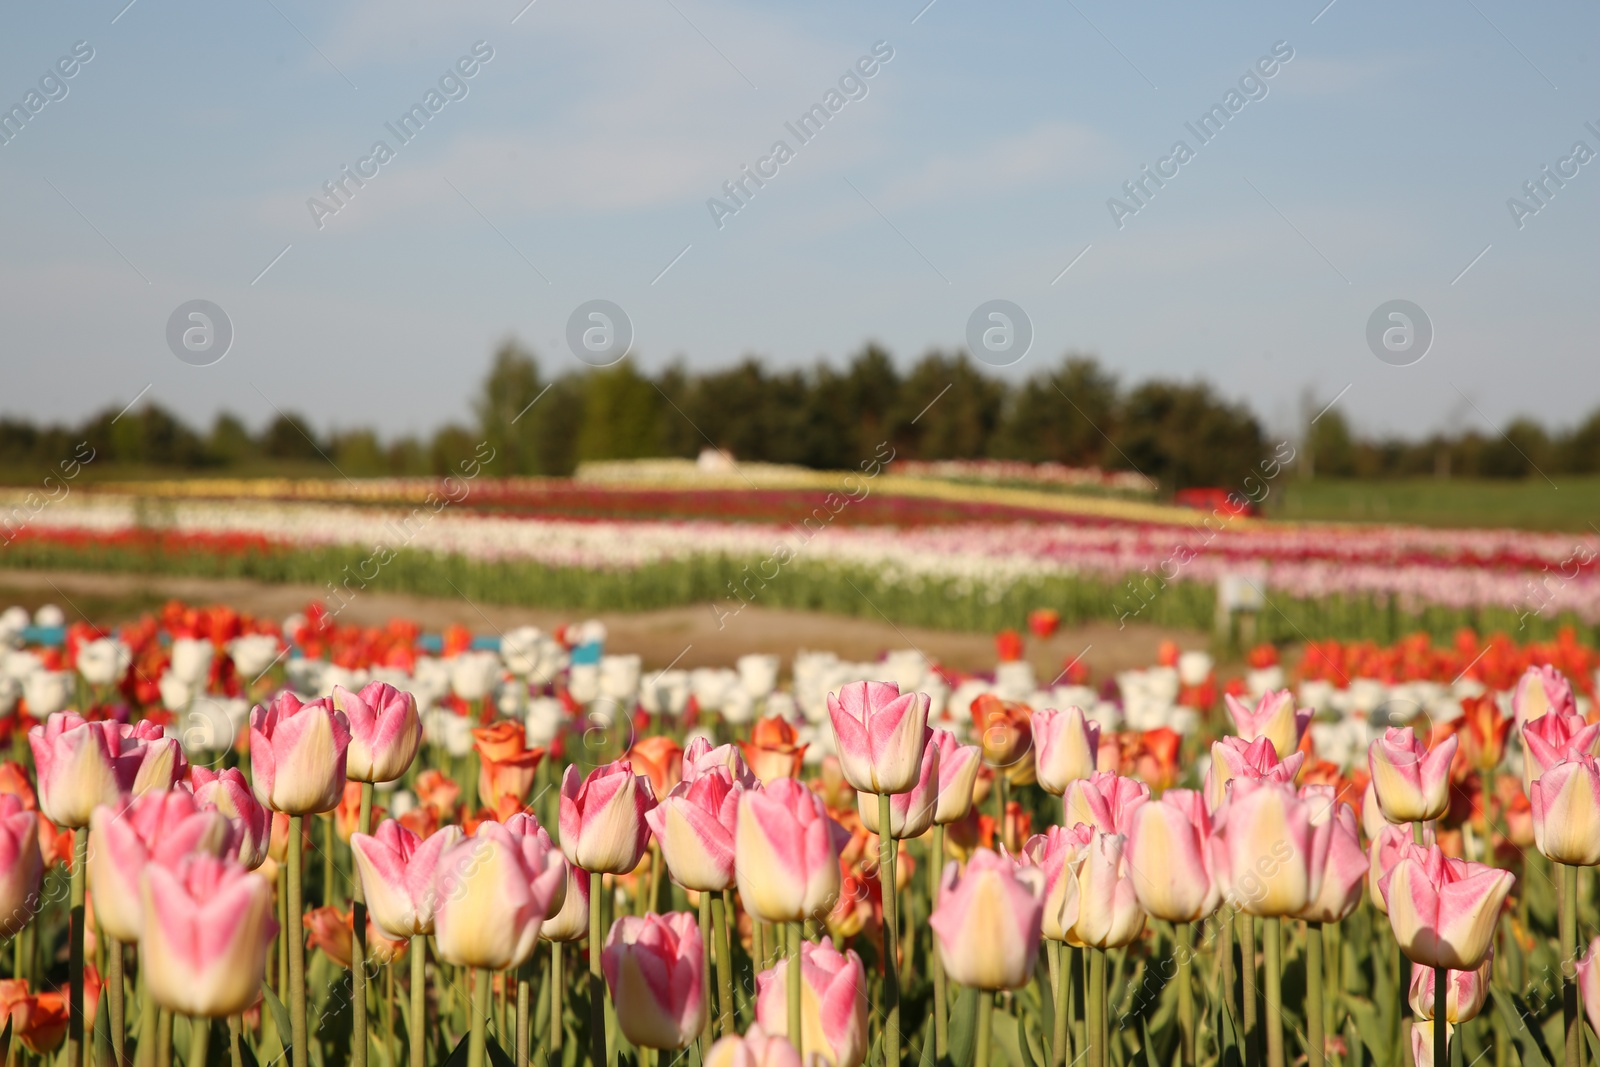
[0,568,1216,678]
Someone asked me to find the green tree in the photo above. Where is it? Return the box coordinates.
[896,351,1005,460]
[991,356,1120,465]
[261,412,325,462]
[473,341,545,476]
[575,361,662,462]
[1481,417,1551,478]
[1113,379,1265,489]
[206,413,256,466]
[1304,407,1356,478]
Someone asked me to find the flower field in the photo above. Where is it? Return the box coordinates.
[0,596,1595,1067]
[1,474,1597,643]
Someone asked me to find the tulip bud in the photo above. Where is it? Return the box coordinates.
[1031,707,1100,796]
[1513,664,1576,729]
[28,714,136,829]
[124,720,188,797]
[248,693,352,815]
[1379,843,1513,970]
[1409,955,1492,1023]
[559,760,656,875]
[1204,737,1304,812]
[539,866,590,943]
[1532,754,1600,866]
[735,779,845,923]
[1019,826,1080,943]
[1211,780,1332,918]
[1063,826,1146,949]
[827,681,930,795]
[754,940,868,1067]
[89,792,235,943]
[1294,786,1366,924]
[1224,689,1311,760]
[434,820,566,970]
[0,796,42,936]
[350,819,464,939]
[334,682,422,784]
[704,1024,803,1067]
[1125,789,1219,924]
[1521,711,1600,791]
[857,734,939,841]
[1368,728,1456,824]
[139,855,278,1017]
[645,768,742,892]
[191,767,271,869]
[930,730,981,825]
[929,850,1046,991]
[683,737,755,787]
[1062,771,1148,835]
[602,912,707,1051]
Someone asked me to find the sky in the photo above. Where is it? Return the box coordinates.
[2,0,1598,442]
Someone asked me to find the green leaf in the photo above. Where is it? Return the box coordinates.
[1342,994,1387,1066]
[948,987,978,1067]
[439,1033,471,1067]
[991,1010,1025,1067]
[1491,987,1552,1067]
[90,984,112,1067]
[918,1015,936,1067]
[485,1034,517,1067]
[262,984,294,1053]
[0,1011,13,1067]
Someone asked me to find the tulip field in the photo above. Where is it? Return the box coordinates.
[0,595,1599,1067]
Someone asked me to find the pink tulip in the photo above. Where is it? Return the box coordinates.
[1295,786,1367,924]
[124,720,188,796]
[1379,843,1514,970]
[27,713,137,828]
[735,778,846,922]
[0,795,42,936]
[1125,789,1219,923]
[1368,727,1456,824]
[248,692,351,815]
[539,866,590,943]
[602,912,706,1051]
[930,729,982,825]
[1532,754,1600,865]
[857,733,939,840]
[1019,826,1082,942]
[1521,710,1600,791]
[683,737,756,787]
[826,680,930,795]
[1224,689,1312,759]
[1204,736,1305,812]
[704,1024,803,1067]
[1578,936,1600,1040]
[645,767,742,892]
[1409,955,1492,1022]
[1211,780,1332,918]
[559,760,656,874]
[1360,780,1388,841]
[754,940,868,1067]
[434,819,566,970]
[1368,823,1431,916]
[930,849,1046,990]
[1513,664,1577,728]
[1062,771,1148,835]
[1031,707,1100,796]
[190,767,271,869]
[1063,826,1146,949]
[139,854,278,1017]
[333,682,422,784]
[1411,1021,1451,1067]
[350,819,465,938]
[88,791,236,942]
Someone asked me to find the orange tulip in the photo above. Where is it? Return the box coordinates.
[628,736,684,801]
[740,717,807,784]
[970,694,1032,772]
[1455,695,1512,772]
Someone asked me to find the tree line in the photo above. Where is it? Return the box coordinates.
[0,341,1590,489]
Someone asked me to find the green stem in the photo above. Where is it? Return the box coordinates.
[788,922,803,1057]
[930,824,947,1061]
[1219,914,1235,1049]
[714,893,734,1037]
[110,937,126,1067]
[1263,917,1283,1067]
[157,1009,173,1067]
[323,816,337,909]
[277,866,289,999]
[69,827,87,1067]
[878,793,900,1067]
[409,938,426,1067]
[699,893,714,1054]
[590,876,606,1067]
[516,967,531,1067]
[1070,946,1085,1063]
[1238,911,1257,1067]
[468,969,489,1067]
[188,1017,209,1067]
[352,783,373,1067]
[1434,964,1448,1067]
[1086,949,1105,1067]
[1050,941,1068,1067]
[228,1017,243,1067]
[1566,862,1581,1067]
[975,992,993,1067]
[1306,923,1324,1067]
[551,942,564,1056]
[1177,923,1194,1067]
[288,815,307,1067]
[134,968,156,1067]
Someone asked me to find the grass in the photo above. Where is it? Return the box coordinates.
[1269,475,1600,532]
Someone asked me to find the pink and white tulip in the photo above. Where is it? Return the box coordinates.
[28,713,136,828]
[1379,843,1514,970]
[1031,707,1100,796]
[1513,664,1577,729]
[1532,753,1600,866]
[1211,780,1332,917]
[350,819,465,938]
[1224,689,1312,759]
[1368,727,1456,824]
[89,791,236,942]
[559,760,656,874]
[1409,955,1492,1022]
[433,819,566,970]
[1522,710,1600,791]
[645,767,742,892]
[1295,786,1367,924]
[190,767,271,869]
[754,940,868,1067]
[1368,823,1431,916]
[139,854,278,1017]
[539,866,590,943]
[682,737,755,788]
[333,682,422,784]
[857,733,938,840]
[1125,789,1219,924]
[602,912,707,1051]
[930,729,981,825]
[125,720,188,796]
[1063,827,1146,949]
[1204,736,1305,812]
[248,693,351,815]
[1062,771,1148,835]
[929,849,1046,991]
[0,795,42,936]
[1019,826,1082,942]
[735,778,846,922]
[826,681,930,795]
[704,1025,803,1067]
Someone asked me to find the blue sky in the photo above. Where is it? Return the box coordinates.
[2,0,1597,441]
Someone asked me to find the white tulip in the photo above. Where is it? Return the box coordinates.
[33,605,64,628]
[736,654,779,698]
[598,655,640,702]
[22,670,70,718]
[159,672,193,713]
[449,651,501,701]
[228,634,283,680]
[168,638,215,688]
[77,638,132,687]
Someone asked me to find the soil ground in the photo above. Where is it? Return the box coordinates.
[0,569,1216,679]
